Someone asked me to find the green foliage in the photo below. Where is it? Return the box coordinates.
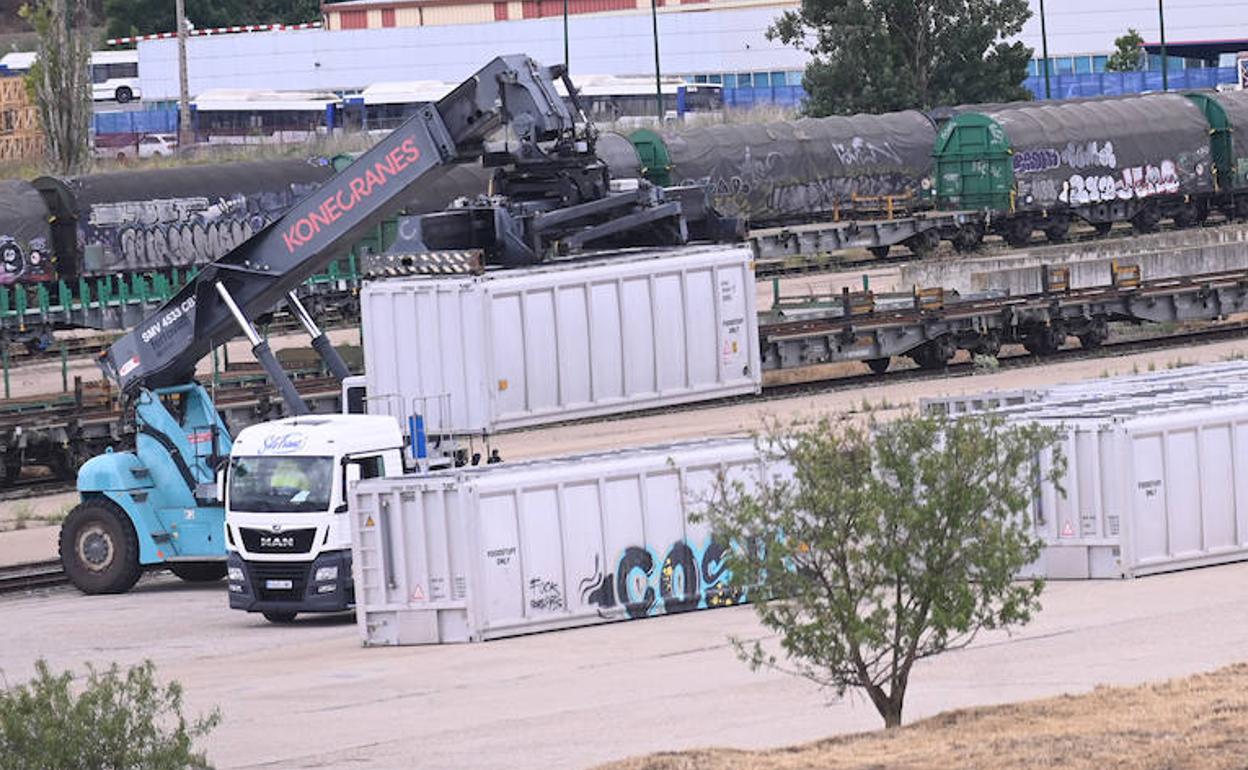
[697,412,1064,728]
[20,0,93,174]
[0,658,220,770]
[768,0,1034,115]
[1106,28,1145,72]
[103,0,320,40]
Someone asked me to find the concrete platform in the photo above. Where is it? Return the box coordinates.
[3,559,1248,769]
[901,224,1248,294]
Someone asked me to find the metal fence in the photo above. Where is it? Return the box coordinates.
[1024,67,1238,100]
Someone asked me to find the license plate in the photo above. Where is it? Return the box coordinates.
[265,579,294,590]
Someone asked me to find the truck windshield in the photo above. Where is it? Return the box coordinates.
[228,456,334,513]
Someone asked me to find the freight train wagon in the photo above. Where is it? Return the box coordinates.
[934,90,1248,246]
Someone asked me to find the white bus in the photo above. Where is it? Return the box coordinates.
[91,50,140,103]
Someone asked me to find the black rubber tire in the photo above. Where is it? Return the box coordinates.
[263,611,298,624]
[114,86,132,104]
[59,499,142,595]
[865,357,890,375]
[169,562,227,582]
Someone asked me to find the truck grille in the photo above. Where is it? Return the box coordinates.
[248,562,310,601]
[239,527,316,554]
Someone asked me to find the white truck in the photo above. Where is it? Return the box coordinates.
[224,414,405,622]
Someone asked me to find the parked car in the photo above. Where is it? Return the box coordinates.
[137,133,177,158]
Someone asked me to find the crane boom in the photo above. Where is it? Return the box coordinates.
[103,55,572,395]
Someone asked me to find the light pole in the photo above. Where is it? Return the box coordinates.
[1158,0,1168,91]
[175,0,191,149]
[650,0,662,121]
[1038,0,1051,99]
[563,0,569,70]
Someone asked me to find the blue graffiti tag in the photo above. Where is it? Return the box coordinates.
[581,540,745,619]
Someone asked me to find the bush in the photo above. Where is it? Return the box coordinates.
[0,658,220,770]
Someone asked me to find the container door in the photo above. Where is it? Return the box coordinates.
[1184,93,1231,192]
[933,113,1013,211]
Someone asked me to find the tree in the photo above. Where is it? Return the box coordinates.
[103,0,321,40]
[1106,28,1145,72]
[0,658,220,769]
[768,0,1035,116]
[21,0,93,174]
[697,413,1064,728]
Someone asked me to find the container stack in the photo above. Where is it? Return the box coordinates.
[926,361,1248,579]
[0,75,45,163]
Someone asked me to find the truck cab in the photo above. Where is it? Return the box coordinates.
[224,414,404,623]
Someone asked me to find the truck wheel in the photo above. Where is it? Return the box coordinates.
[263,611,298,624]
[59,499,142,594]
[114,86,132,104]
[169,562,227,582]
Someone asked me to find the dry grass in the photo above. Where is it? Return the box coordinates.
[595,663,1248,770]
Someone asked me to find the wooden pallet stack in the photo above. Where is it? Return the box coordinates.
[0,75,45,163]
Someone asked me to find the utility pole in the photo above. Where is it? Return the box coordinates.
[1038,0,1051,99]
[650,0,662,121]
[1158,0,1168,91]
[175,0,191,150]
[562,0,569,71]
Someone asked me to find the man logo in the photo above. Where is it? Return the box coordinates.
[259,535,296,549]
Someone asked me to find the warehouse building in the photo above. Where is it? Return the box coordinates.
[137,1,805,101]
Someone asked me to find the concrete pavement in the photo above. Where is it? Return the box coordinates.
[2,561,1248,769]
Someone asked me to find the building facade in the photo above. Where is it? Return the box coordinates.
[322,0,771,29]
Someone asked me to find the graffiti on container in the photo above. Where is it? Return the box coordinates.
[81,185,318,273]
[579,539,743,619]
[1017,177,1061,206]
[765,174,920,220]
[527,578,564,612]
[1012,148,1060,175]
[0,236,52,285]
[830,137,903,167]
[1014,142,1118,176]
[1059,160,1182,205]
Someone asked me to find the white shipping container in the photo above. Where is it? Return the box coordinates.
[1026,401,1248,578]
[349,438,773,645]
[360,245,761,435]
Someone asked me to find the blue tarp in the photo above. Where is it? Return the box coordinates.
[93,108,179,136]
[722,85,807,110]
[1025,67,1237,100]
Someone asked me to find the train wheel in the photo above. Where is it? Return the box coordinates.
[1236,198,1248,221]
[909,337,955,369]
[1078,321,1108,351]
[2,452,22,485]
[1003,219,1033,247]
[1132,208,1161,234]
[1043,218,1070,243]
[952,224,983,252]
[1172,204,1199,229]
[868,246,890,260]
[1092,222,1113,237]
[1023,326,1064,356]
[170,562,227,582]
[904,231,938,258]
[865,357,890,375]
[59,498,142,595]
[114,86,133,104]
[972,332,1002,358]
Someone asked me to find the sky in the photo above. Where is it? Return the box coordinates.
[1015,0,1248,55]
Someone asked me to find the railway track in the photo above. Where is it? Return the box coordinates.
[0,559,67,594]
